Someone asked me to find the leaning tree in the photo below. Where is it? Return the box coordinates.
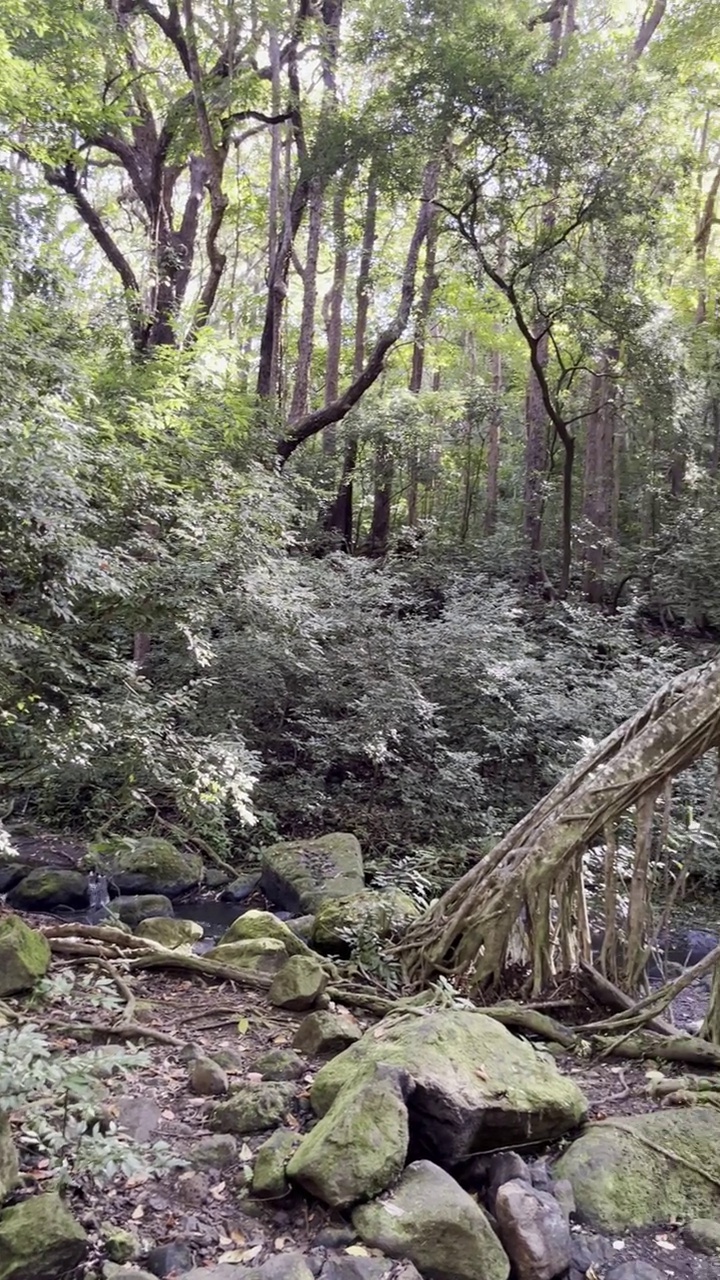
[400,654,720,1000]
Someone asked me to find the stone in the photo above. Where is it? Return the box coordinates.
[146,1241,195,1276]
[94,836,203,897]
[569,1233,619,1273]
[288,1064,411,1208]
[220,872,261,901]
[103,1268,157,1280]
[320,1258,396,1280]
[253,1128,302,1197]
[0,1114,18,1201]
[255,1048,307,1081]
[185,1136,237,1172]
[683,1218,720,1254]
[212,1047,245,1071]
[555,1108,720,1231]
[170,1270,256,1280]
[219,909,315,959]
[210,1082,296,1134]
[352,1159,510,1280]
[294,1010,363,1056]
[270,955,328,1010]
[7,867,88,910]
[312,889,420,950]
[260,833,364,914]
[0,1192,87,1280]
[487,1152,531,1208]
[494,1178,571,1280]
[312,1225,358,1248]
[116,1095,162,1143]
[135,916,204,947]
[110,894,174,927]
[312,1009,587,1164]
[101,1224,141,1263]
[605,1266,665,1280]
[188,1056,229,1096]
[553,1179,575,1221]
[288,915,316,941]
[0,915,51,996]
[0,865,30,894]
[207,937,289,975]
[204,867,230,888]
[261,1255,315,1280]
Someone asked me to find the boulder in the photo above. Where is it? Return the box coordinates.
[0,1192,87,1280]
[0,915,51,996]
[288,915,316,942]
[204,867,230,889]
[134,916,203,948]
[220,872,261,902]
[254,1048,308,1081]
[252,1127,302,1197]
[7,867,88,910]
[188,1133,238,1170]
[208,937,289,974]
[311,1009,587,1163]
[352,1159,510,1280]
[260,833,364,913]
[0,865,30,894]
[110,894,174,927]
[313,889,420,950]
[0,1114,18,1201]
[146,1241,195,1276]
[288,1063,411,1207]
[683,1218,720,1254]
[605,1267,666,1280]
[270,955,328,1010]
[218,909,314,959]
[96,837,202,897]
[188,1056,229,1096]
[321,1259,420,1280]
[210,1082,296,1134]
[294,1010,363,1056]
[101,1225,141,1263]
[555,1108,720,1230]
[494,1178,571,1280]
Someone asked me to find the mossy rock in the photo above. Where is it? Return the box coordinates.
[8,868,88,910]
[210,1082,296,1135]
[110,894,174,928]
[0,1191,87,1280]
[260,833,364,914]
[253,1128,302,1198]
[0,1114,18,1201]
[555,1109,720,1231]
[0,864,31,895]
[219,909,314,959]
[208,937,289,974]
[254,1048,308,1081]
[311,1009,587,1162]
[0,914,51,996]
[313,889,420,951]
[93,837,202,897]
[134,916,203,948]
[269,955,328,1010]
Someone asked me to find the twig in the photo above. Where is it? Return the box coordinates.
[97,959,136,1024]
[40,1014,185,1048]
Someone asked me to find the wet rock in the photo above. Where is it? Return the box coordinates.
[288,1064,411,1207]
[0,915,51,997]
[261,833,364,914]
[96,836,203,897]
[312,889,419,951]
[0,864,30,894]
[312,1009,587,1164]
[220,872,261,901]
[294,1010,363,1056]
[210,1082,296,1135]
[188,1056,229,1096]
[352,1159,510,1280]
[255,1049,307,1081]
[494,1178,571,1279]
[270,955,328,1010]
[0,1191,87,1280]
[0,1114,18,1201]
[135,917,204,948]
[208,937,289,975]
[683,1218,720,1254]
[111,894,174,927]
[253,1128,302,1197]
[7,867,88,910]
[147,1241,195,1276]
[555,1108,720,1230]
[116,1095,162,1143]
[204,868,231,889]
[188,1133,239,1170]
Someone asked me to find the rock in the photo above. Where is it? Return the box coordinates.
[212,1047,245,1071]
[261,1255,316,1280]
[253,1128,302,1197]
[312,1226,358,1248]
[7,867,88,910]
[210,1082,296,1134]
[204,867,231,888]
[170,1270,255,1280]
[188,1056,229,1096]
[260,833,364,914]
[555,1108,720,1230]
[288,915,316,941]
[93,836,203,897]
[312,1009,587,1163]
[270,955,328,1010]
[147,1241,195,1276]
[487,1152,531,1208]
[135,917,204,947]
[0,1192,87,1280]
[116,1095,162,1143]
[0,915,51,997]
[111,894,174,927]
[101,1224,141,1263]
[494,1178,571,1280]
[294,1010,363,1056]
[208,938,289,974]
[313,889,420,951]
[605,1266,665,1280]
[219,909,315,959]
[352,1159,510,1280]
[0,1114,18,1201]
[553,1179,575,1221]
[320,1257,397,1280]
[220,872,261,901]
[255,1049,307,1081]
[568,1233,619,1274]
[683,1218,720,1254]
[288,1064,411,1207]
[188,1133,239,1169]
[0,864,30,894]
[103,1268,157,1280]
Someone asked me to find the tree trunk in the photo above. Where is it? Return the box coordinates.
[484,348,503,535]
[289,176,324,423]
[523,324,549,567]
[366,437,394,556]
[323,167,354,453]
[582,350,617,603]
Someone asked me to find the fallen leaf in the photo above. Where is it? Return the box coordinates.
[247,1072,263,1084]
[654,1237,676,1251]
[274,1237,287,1251]
[612,1240,625,1251]
[345,1246,370,1257]
[210,1181,227,1200]
[237,1017,249,1034]
[475,1066,488,1081]
[242,1245,263,1262]
[219,1249,247,1264]
[240,1143,253,1161]
[161,1109,175,1120]
[229,1230,246,1245]
[383,1205,404,1218]
[131,1205,144,1221]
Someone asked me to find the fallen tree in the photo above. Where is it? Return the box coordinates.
[399,656,720,1006]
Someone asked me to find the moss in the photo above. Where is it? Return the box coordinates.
[208,938,289,974]
[8,869,88,909]
[210,1083,296,1135]
[134,917,203,947]
[260,833,364,913]
[0,1192,87,1280]
[313,889,420,949]
[219,909,313,957]
[95,837,202,897]
[0,915,51,997]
